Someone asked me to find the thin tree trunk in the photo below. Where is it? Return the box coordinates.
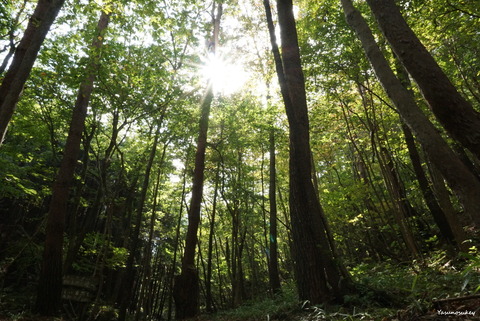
[118,125,161,321]
[378,146,421,259]
[206,163,220,313]
[0,0,66,143]
[365,0,480,158]
[0,37,16,75]
[339,101,397,257]
[167,159,188,321]
[34,11,109,316]
[341,0,480,226]
[173,3,222,319]
[268,128,281,293]
[401,122,462,247]
[135,144,168,321]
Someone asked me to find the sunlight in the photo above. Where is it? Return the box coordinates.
[199,52,249,95]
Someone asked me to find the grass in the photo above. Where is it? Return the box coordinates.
[203,284,299,321]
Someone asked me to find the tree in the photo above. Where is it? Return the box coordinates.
[268,126,281,293]
[395,63,466,251]
[340,0,480,228]
[0,0,66,144]
[35,10,110,315]
[365,0,480,159]
[264,0,352,304]
[173,2,222,319]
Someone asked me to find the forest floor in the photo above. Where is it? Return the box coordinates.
[194,296,480,321]
[194,253,480,321]
[0,297,479,321]
[1,253,479,321]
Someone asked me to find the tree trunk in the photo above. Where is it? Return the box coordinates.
[426,153,470,249]
[206,163,220,313]
[265,0,353,304]
[268,128,281,293]
[365,0,480,159]
[378,146,421,259]
[341,0,480,226]
[393,61,464,249]
[34,11,109,316]
[401,122,461,247]
[173,79,212,320]
[0,0,66,143]
[173,3,222,319]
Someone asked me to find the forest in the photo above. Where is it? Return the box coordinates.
[1,0,480,320]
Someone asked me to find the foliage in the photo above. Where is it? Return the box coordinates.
[206,284,299,321]
[1,0,480,319]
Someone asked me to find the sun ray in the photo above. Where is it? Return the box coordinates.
[199,52,248,95]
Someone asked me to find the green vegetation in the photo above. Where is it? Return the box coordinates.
[1,0,480,320]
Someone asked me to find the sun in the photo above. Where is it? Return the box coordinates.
[199,53,248,95]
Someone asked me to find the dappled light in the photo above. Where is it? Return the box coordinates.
[1,0,480,320]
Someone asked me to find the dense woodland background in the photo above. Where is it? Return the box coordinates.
[1,0,480,320]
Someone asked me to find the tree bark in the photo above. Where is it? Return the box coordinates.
[0,0,66,144]
[34,11,109,316]
[341,0,480,226]
[365,0,480,159]
[173,79,213,321]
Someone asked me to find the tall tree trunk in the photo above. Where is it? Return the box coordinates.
[393,61,463,249]
[341,0,480,227]
[268,128,281,293]
[34,11,109,316]
[173,3,222,319]
[401,122,461,248]
[265,0,352,304]
[365,0,480,159]
[426,153,470,248]
[172,70,212,321]
[0,0,66,143]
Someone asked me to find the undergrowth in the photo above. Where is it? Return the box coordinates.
[207,284,299,321]
[200,250,480,321]
[0,251,478,320]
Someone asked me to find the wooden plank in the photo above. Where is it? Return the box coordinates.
[62,288,94,303]
[63,275,98,291]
